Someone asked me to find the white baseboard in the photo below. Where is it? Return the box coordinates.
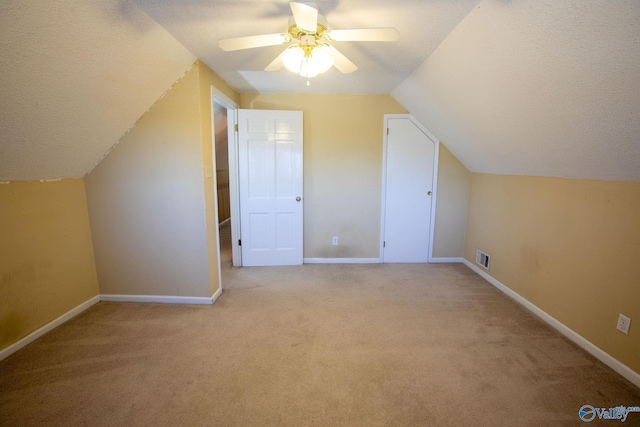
[303,258,381,264]
[0,295,100,362]
[0,288,224,362]
[430,257,465,263]
[99,293,215,305]
[304,257,465,264]
[211,285,222,304]
[462,259,640,389]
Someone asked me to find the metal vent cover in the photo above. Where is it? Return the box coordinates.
[476,249,490,270]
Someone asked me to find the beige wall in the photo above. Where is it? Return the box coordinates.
[86,63,216,297]
[241,94,407,258]
[464,174,640,373]
[433,144,470,258]
[0,179,99,350]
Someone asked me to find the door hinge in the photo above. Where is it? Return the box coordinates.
[234,124,238,132]
[386,128,389,135]
[383,241,386,248]
[238,239,242,246]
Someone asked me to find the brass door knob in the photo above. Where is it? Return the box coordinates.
[427,191,432,196]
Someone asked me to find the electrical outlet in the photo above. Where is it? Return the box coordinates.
[332,236,339,245]
[616,313,631,335]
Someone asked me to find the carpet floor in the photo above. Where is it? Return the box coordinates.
[1,263,638,426]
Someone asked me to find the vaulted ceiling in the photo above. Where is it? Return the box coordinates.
[393,0,640,181]
[1,0,639,182]
[0,0,195,181]
[133,0,480,94]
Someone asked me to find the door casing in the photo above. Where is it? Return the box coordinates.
[211,88,241,272]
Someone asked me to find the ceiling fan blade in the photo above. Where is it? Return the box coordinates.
[289,2,318,33]
[218,33,289,51]
[326,28,399,42]
[265,48,290,72]
[324,45,357,74]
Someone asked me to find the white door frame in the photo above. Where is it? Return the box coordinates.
[380,114,440,263]
[211,87,241,272]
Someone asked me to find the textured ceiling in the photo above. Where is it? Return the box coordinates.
[133,0,481,94]
[393,0,640,181]
[1,0,638,183]
[0,0,195,181]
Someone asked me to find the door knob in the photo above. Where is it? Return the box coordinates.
[427,191,432,196]
[296,196,302,202]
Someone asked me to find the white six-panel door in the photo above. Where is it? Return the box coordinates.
[382,116,436,262]
[238,109,303,266]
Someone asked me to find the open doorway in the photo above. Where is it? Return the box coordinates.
[214,100,232,269]
[212,90,239,287]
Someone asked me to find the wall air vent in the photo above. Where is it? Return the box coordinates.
[476,249,490,270]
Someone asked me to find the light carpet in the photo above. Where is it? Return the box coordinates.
[1,263,638,426]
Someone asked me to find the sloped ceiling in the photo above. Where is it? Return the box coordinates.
[393,0,640,181]
[0,0,195,181]
[134,0,481,94]
[1,0,638,183]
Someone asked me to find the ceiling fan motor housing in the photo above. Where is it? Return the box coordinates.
[287,16,328,39]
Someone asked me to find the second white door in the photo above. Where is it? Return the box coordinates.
[238,109,303,266]
[382,116,436,262]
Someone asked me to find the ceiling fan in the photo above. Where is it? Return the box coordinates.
[218,1,399,82]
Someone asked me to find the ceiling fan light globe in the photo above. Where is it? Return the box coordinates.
[282,46,305,73]
[310,46,335,73]
[282,45,335,78]
[299,66,320,78]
